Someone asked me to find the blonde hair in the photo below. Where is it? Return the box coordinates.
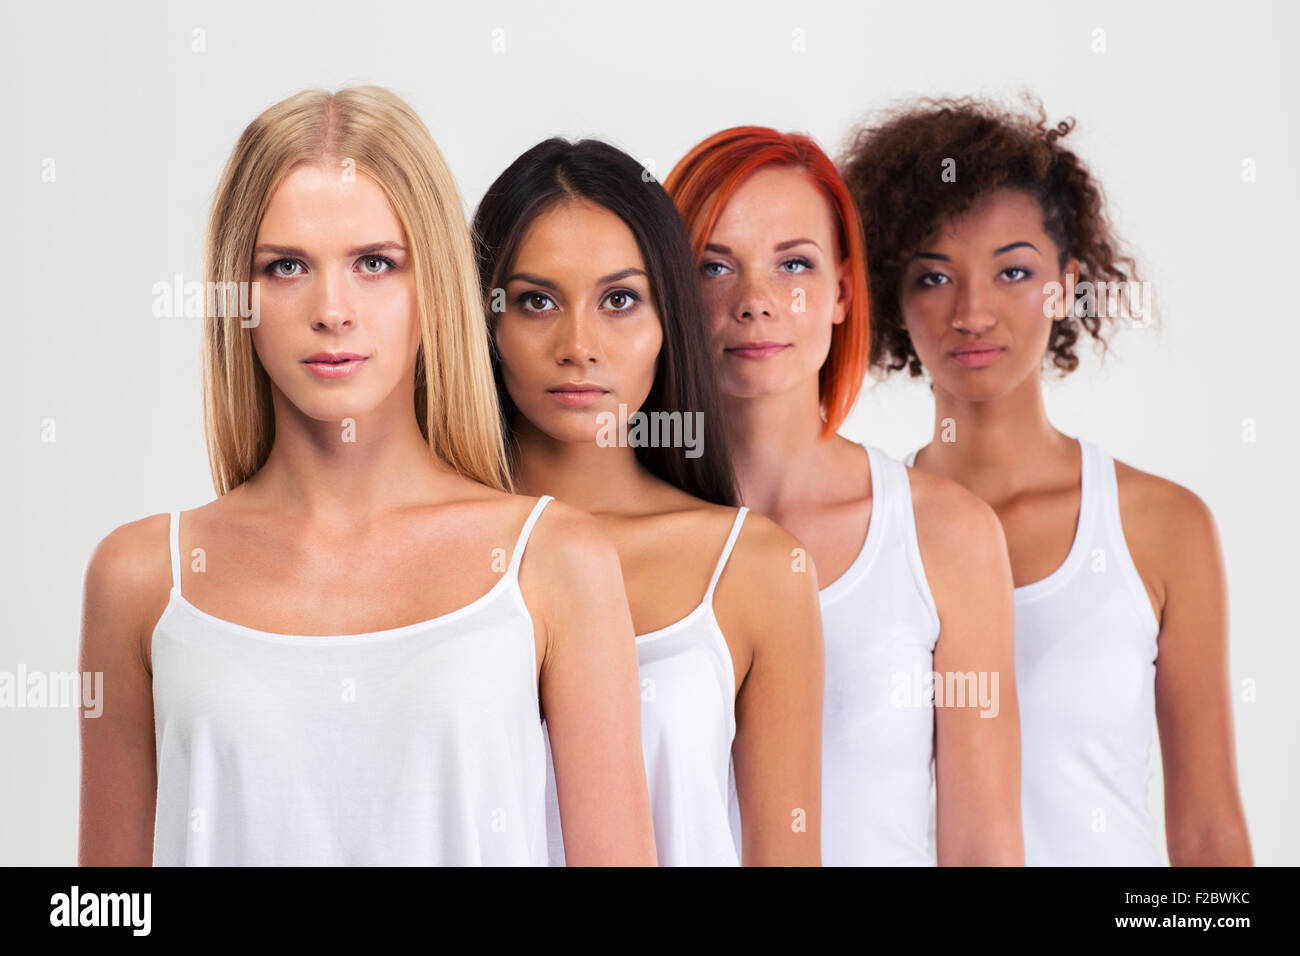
[202,86,511,494]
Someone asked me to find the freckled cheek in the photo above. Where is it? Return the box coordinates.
[700,286,732,340]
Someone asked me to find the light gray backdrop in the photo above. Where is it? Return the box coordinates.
[2,0,1295,864]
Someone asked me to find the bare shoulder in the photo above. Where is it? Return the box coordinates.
[905,464,1008,566]
[726,508,820,595]
[82,512,176,669]
[713,509,821,660]
[518,496,626,601]
[1114,459,1217,535]
[1113,458,1221,584]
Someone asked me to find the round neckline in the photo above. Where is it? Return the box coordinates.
[635,600,712,642]
[162,570,518,645]
[818,444,889,606]
[1013,436,1094,602]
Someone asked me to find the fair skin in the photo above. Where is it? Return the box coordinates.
[697,164,1024,865]
[495,198,823,865]
[897,186,1252,866]
[78,161,656,866]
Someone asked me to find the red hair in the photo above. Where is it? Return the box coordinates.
[664,126,871,438]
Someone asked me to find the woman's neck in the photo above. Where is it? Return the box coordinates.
[918,369,1074,502]
[241,385,455,524]
[722,377,845,516]
[510,421,658,517]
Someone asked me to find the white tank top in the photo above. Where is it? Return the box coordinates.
[151,495,555,866]
[907,437,1163,865]
[543,507,748,866]
[726,445,941,865]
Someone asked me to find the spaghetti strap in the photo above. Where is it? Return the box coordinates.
[703,507,749,601]
[168,510,183,596]
[508,495,554,575]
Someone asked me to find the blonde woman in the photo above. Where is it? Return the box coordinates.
[77,87,655,866]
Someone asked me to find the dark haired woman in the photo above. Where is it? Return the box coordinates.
[840,97,1252,865]
[472,138,824,866]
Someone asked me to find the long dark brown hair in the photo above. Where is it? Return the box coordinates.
[471,137,738,506]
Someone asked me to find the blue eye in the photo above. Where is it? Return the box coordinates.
[701,260,730,278]
[359,255,397,275]
[779,257,812,273]
[602,290,640,314]
[517,291,557,313]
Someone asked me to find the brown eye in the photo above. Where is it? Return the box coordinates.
[519,292,556,313]
[602,290,639,313]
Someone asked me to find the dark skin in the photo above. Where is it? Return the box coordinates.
[899,186,1252,865]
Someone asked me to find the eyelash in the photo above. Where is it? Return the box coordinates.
[700,257,813,278]
[516,289,641,315]
[263,255,398,278]
[916,266,1033,288]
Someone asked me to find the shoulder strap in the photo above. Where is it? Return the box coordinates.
[509,495,554,575]
[169,510,183,596]
[703,507,749,602]
[1076,436,1103,536]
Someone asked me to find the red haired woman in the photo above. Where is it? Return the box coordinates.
[840,97,1252,866]
[666,128,1024,865]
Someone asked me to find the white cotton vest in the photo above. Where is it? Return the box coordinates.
[543,507,747,867]
[907,438,1163,866]
[727,445,941,865]
[151,496,555,866]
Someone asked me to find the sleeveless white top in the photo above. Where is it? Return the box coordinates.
[727,445,941,865]
[151,496,555,866]
[908,437,1163,865]
[543,507,747,867]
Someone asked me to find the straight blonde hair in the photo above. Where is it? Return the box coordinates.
[202,86,511,494]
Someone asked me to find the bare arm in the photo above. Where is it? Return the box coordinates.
[1137,482,1253,865]
[523,502,657,866]
[914,472,1024,866]
[78,516,167,866]
[719,517,824,866]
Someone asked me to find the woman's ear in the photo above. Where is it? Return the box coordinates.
[831,257,851,326]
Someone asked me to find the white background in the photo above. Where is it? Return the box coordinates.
[1,0,1295,864]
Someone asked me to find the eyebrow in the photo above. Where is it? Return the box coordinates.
[994,241,1040,255]
[910,240,1041,263]
[503,267,648,288]
[704,238,822,255]
[253,241,408,258]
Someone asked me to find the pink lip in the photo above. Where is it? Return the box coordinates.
[726,342,789,360]
[949,345,1005,368]
[303,353,368,379]
[548,385,608,407]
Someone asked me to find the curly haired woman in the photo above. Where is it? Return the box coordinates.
[841,96,1252,866]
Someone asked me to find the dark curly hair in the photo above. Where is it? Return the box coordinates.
[839,95,1143,377]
